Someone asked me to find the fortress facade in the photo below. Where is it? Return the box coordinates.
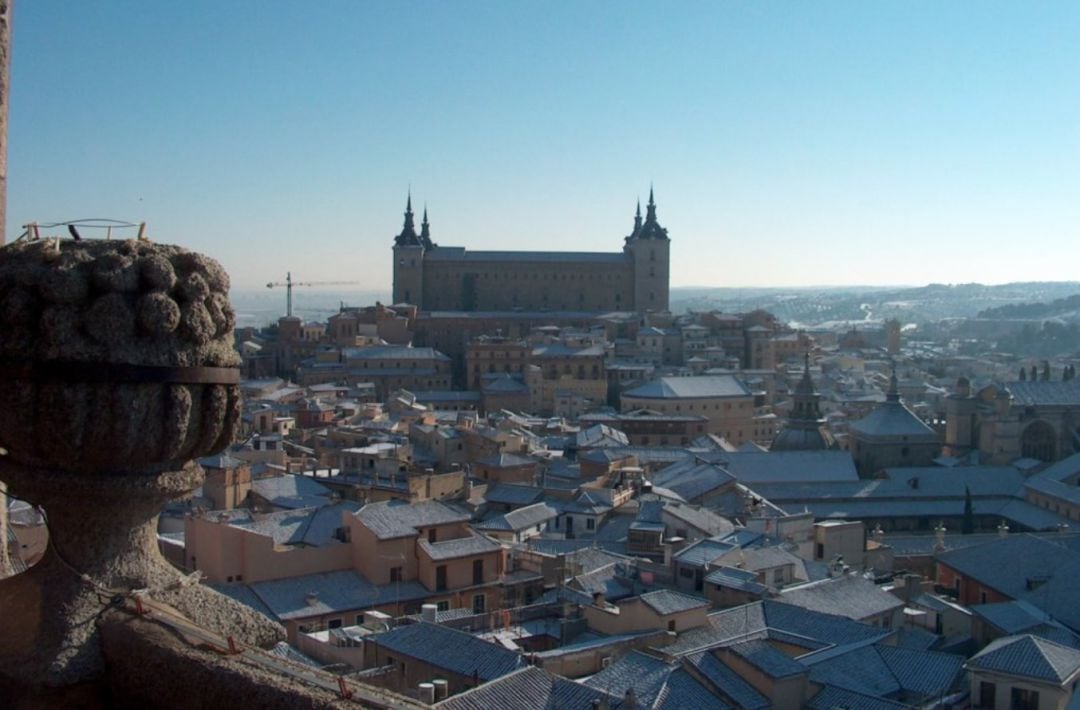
[392,190,670,313]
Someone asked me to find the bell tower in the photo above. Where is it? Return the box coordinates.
[392,192,425,306]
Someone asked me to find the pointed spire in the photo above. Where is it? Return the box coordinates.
[887,361,901,403]
[796,352,814,394]
[636,184,667,240]
[394,190,420,246]
[419,204,433,248]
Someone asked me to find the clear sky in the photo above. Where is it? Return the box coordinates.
[7,1,1079,291]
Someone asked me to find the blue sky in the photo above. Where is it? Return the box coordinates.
[8,1,1079,290]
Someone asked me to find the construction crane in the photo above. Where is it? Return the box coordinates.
[266,272,363,317]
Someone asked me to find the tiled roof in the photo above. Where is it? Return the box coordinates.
[806,686,910,710]
[435,666,620,710]
[966,634,1080,684]
[638,589,709,616]
[972,599,1057,635]
[476,452,536,468]
[673,538,736,568]
[576,424,630,449]
[683,651,769,709]
[569,563,633,601]
[652,668,728,710]
[1004,380,1080,406]
[354,499,470,540]
[876,645,965,698]
[418,531,502,561]
[726,639,805,678]
[623,375,751,400]
[474,502,558,532]
[244,569,428,620]
[700,449,859,484]
[582,651,719,709]
[778,575,903,621]
[703,566,768,594]
[343,346,449,361]
[250,474,332,509]
[231,502,359,547]
[370,621,524,682]
[662,502,735,537]
[484,484,544,506]
[849,400,937,439]
[936,534,1078,600]
[425,247,627,264]
[650,461,735,502]
[808,645,899,697]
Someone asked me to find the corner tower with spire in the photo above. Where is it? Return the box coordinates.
[624,186,671,311]
[392,192,425,305]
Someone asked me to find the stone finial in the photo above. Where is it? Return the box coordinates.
[0,239,281,691]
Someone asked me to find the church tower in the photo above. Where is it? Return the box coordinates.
[770,354,835,451]
[392,193,425,305]
[625,187,670,311]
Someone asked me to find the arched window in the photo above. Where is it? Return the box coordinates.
[1021,421,1057,462]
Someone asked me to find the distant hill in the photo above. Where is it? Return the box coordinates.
[976,293,1080,320]
[671,282,1080,327]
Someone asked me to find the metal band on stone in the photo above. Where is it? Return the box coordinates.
[0,360,240,385]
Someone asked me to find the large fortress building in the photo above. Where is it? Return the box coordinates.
[392,189,670,313]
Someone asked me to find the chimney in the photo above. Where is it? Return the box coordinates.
[304,591,319,607]
[997,521,1010,538]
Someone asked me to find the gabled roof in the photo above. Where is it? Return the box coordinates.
[475,502,558,533]
[624,375,751,400]
[229,502,359,547]
[484,483,544,507]
[638,589,710,616]
[673,538,736,568]
[476,452,536,468]
[725,639,805,678]
[777,574,903,621]
[683,651,769,709]
[238,569,428,620]
[435,666,620,710]
[354,499,470,539]
[582,651,719,710]
[659,599,891,658]
[703,566,769,594]
[936,534,1079,600]
[418,531,502,561]
[701,450,859,484]
[250,474,333,510]
[808,644,964,701]
[966,634,1080,684]
[370,621,524,682]
[650,461,735,503]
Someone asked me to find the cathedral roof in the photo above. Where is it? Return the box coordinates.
[1004,381,1080,407]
